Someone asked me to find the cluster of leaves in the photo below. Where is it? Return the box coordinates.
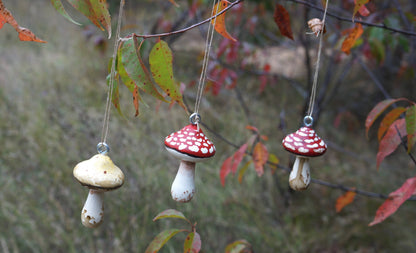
[0,0,46,43]
[145,209,252,253]
[365,98,416,225]
[220,126,279,186]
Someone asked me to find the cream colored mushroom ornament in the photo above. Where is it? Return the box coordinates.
[282,124,327,191]
[73,143,124,228]
[164,116,216,203]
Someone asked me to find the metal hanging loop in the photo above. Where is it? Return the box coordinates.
[304,116,314,127]
[189,113,201,125]
[97,142,110,155]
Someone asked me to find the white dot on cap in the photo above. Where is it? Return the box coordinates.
[178,144,187,150]
[298,147,310,153]
[201,148,208,154]
[189,145,199,152]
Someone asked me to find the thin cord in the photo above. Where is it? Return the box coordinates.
[100,0,125,145]
[306,0,329,117]
[194,0,221,116]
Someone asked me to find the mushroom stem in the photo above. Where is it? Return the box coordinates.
[171,160,196,203]
[289,156,311,191]
[81,189,105,228]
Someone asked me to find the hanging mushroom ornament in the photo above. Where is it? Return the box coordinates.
[282,116,327,191]
[73,143,124,228]
[164,113,216,202]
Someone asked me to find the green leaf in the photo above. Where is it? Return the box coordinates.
[153,209,188,222]
[120,37,167,102]
[238,160,252,183]
[225,240,251,253]
[50,0,82,25]
[66,0,111,37]
[149,40,186,110]
[145,229,186,253]
[268,153,279,171]
[369,39,385,63]
[377,107,407,141]
[406,105,416,152]
[184,232,201,253]
[89,0,112,38]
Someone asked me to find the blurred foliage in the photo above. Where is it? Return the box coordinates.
[0,0,415,252]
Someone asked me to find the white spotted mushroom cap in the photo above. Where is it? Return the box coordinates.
[165,124,216,163]
[282,127,327,157]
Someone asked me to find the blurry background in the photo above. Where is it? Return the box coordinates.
[0,0,415,252]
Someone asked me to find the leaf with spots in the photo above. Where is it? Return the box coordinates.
[252,142,268,176]
[369,177,416,226]
[365,98,408,138]
[406,105,416,152]
[145,229,187,253]
[184,232,201,253]
[65,0,111,38]
[51,0,82,25]
[0,0,46,43]
[153,209,189,222]
[341,23,363,55]
[120,37,167,102]
[335,190,356,213]
[353,0,370,20]
[149,40,186,111]
[377,107,407,141]
[212,0,237,42]
[376,118,406,170]
[273,4,294,40]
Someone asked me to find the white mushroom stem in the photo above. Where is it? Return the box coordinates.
[289,156,311,191]
[81,189,105,228]
[171,160,196,203]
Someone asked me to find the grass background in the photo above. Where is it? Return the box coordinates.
[0,1,415,252]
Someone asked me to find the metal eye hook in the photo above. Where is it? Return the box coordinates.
[97,142,110,155]
[304,116,314,127]
[189,113,201,125]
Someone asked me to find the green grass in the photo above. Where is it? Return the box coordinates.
[0,1,415,252]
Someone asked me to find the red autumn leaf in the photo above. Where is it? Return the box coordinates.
[252,142,268,176]
[231,143,248,174]
[365,98,408,138]
[246,125,259,133]
[220,156,233,187]
[212,0,237,42]
[376,118,406,169]
[341,23,363,55]
[259,64,271,94]
[377,107,407,141]
[184,232,201,253]
[0,0,46,43]
[406,105,416,152]
[369,177,416,226]
[335,190,356,213]
[273,4,294,40]
[353,0,370,19]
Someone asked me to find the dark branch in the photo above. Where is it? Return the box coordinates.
[122,0,243,40]
[286,0,416,37]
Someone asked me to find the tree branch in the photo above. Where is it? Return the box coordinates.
[286,0,416,37]
[120,0,243,40]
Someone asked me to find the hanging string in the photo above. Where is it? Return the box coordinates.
[99,0,125,151]
[306,0,329,118]
[193,0,221,118]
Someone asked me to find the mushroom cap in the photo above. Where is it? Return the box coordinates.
[165,124,216,162]
[73,154,125,190]
[282,127,327,157]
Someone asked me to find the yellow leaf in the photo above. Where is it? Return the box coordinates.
[335,190,356,213]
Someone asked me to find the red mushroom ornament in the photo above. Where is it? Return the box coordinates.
[165,117,216,202]
[282,126,327,191]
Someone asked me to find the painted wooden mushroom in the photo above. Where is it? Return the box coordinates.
[165,124,216,202]
[73,153,124,228]
[282,126,327,191]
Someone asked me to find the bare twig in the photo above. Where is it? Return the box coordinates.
[120,0,243,40]
[286,0,416,37]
